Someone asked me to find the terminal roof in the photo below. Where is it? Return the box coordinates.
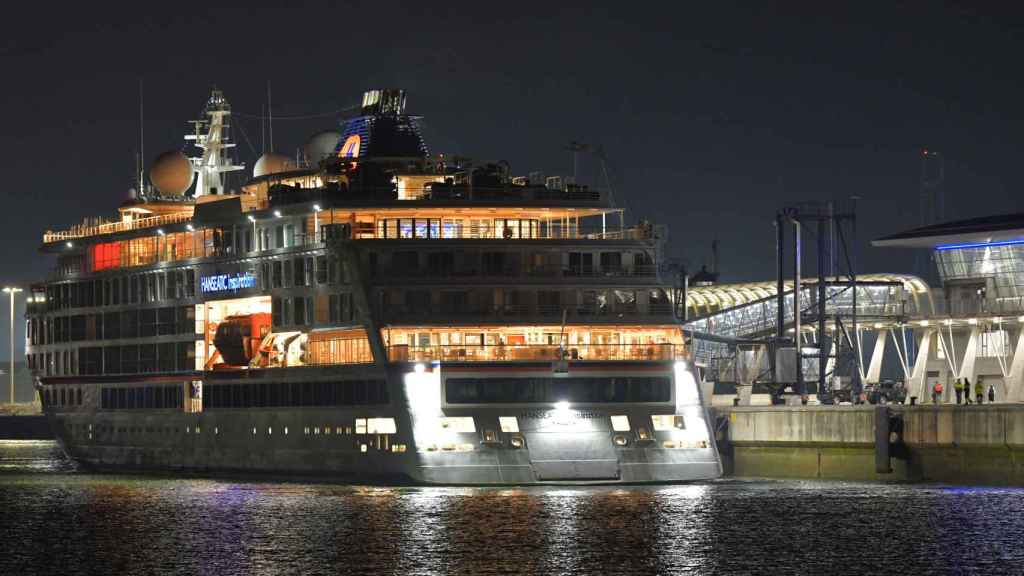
[873,212,1024,248]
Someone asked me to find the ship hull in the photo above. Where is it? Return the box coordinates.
[48,409,721,485]
[45,369,723,486]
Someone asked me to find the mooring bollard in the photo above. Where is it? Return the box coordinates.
[875,405,892,474]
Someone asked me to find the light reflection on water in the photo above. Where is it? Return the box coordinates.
[1,441,1023,575]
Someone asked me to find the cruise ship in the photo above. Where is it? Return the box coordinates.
[25,89,721,484]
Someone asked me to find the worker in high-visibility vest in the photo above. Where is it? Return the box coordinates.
[975,378,985,404]
[954,378,965,405]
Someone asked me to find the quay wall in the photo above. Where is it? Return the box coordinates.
[714,405,1024,486]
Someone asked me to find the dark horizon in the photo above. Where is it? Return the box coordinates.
[2,2,1022,360]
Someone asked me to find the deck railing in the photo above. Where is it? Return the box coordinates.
[43,212,193,244]
[387,343,681,363]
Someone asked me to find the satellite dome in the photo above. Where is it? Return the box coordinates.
[149,150,194,196]
[253,153,297,178]
[303,130,342,165]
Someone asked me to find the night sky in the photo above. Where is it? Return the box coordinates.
[1,2,1022,360]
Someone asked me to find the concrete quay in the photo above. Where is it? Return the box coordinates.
[714,404,1024,486]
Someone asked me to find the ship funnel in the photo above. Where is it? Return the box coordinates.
[361,89,407,116]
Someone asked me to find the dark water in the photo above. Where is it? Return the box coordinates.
[1,442,1023,575]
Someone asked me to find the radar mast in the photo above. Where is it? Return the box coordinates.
[186,88,245,196]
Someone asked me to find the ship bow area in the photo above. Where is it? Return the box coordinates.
[402,361,722,484]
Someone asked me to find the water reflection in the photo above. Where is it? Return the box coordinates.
[2,442,1024,575]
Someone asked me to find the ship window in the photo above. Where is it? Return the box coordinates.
[611,415,631,432]
[316,256,328,284]
[445,377,670,404]
[650,415,685,431]
[399,219,414,238]
[366,417,397,434]
[498,416,519,433]
[439,417,475,433]
[275,225,284,248]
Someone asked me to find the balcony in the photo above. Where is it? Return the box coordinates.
[43,212,194,244]
[387,343,681,363]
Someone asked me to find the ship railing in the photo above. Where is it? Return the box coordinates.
[329,224,656,242]
[387,343,681,363]
[377,303,676,322]
[43,212,194,244]
[378,264,658,279]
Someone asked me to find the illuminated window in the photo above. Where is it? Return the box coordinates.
[483,429,498,443]
[498,416,519,433]
[439,416,476,433]
[610,415,631,432]
[980,330,1009,357]
[355,418,367,434]
[652,415,685,431]
[366,417,397,434]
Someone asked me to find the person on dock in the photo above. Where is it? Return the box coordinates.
[954,378,965,405]
[988,383,996,403]
[975,378,985,405]
[932,380,943,405]
[964,377,972,404]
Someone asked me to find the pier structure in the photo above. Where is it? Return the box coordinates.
[679,211,1024,407]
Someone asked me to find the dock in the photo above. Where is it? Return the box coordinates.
[714,404,1024,485]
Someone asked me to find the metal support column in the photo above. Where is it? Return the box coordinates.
[793,219,803,398]
[773,213,785,385]
[817,218,828,401]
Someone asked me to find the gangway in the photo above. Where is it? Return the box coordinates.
[679,274,932,396]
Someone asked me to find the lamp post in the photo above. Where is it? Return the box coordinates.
[2,287,22,404]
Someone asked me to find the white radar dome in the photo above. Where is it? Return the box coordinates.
[253,153,297,178]
[149,150,194,196]
[303,130,342,165]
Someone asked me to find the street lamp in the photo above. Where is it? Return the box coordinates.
[2,287,22,404]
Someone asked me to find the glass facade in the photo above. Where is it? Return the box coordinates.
[935,243,1024,299]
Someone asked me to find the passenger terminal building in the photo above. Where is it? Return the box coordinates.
[874,213,1024,403]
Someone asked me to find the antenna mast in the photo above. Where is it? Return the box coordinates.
[268,80,274,152]
[139,78,145,193]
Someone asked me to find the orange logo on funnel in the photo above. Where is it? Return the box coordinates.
[339,134,361,159]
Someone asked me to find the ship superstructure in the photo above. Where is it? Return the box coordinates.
[26,89,720,483]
